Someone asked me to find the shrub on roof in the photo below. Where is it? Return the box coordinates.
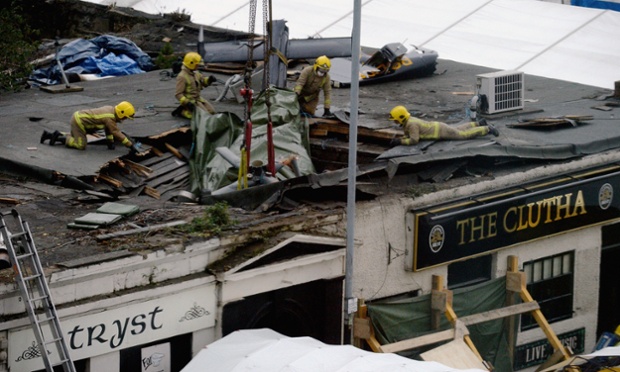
[0,1,39,93]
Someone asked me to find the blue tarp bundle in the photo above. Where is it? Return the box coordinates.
[572,0,620,10]
[30,35,155,85]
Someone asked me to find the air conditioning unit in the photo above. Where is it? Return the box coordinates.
[476,70,524,114]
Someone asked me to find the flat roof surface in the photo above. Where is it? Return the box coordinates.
[1,56,619,271]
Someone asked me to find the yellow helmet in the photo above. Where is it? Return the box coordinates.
[115,101,135,120]
[389,105,410,125]
[313,55,331,73]
[183,52,203,70]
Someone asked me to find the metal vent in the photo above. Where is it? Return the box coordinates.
[476,70,524,114]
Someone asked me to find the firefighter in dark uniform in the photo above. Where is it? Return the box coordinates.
[388,105,499,146]
[173,52,217,119]
[40,101,140,152]
[294,55,332,117]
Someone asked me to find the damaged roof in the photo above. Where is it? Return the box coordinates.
[1,13,619,276]
[2,56,619,202]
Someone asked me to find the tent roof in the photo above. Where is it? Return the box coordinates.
[81,0,620,89]
[180,328,488,372]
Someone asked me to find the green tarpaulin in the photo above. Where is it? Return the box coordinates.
[367,277,518,371]
[189,87,316,195]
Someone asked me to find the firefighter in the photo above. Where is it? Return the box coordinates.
[173,51,217,119]
[40,101,141,152]
[388,105,499,146]
[294,55,332,117]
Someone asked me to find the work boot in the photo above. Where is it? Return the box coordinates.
[50,130,66,146]
[171,105,183,117]
[487,124,499,137]
[40,130,53,144]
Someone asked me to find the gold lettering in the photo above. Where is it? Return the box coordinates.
[573,190,587,215]
[456,213,498,244]
[527,201,543,228]
[456,219,469,245]
[487,212,498,238]
[555,193,573,220]
[517,205,529,231]
[469,216,484,242]
[504,207,517,233]
[540,197,557,223]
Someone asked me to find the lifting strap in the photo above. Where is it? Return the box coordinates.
[237,0,275,190]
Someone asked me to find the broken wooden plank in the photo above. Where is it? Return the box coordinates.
[165,142,184,159]
[150,147,164,157]
[0,197,20,205]
[143,185,161,199]
[123,159,153,177]
[147,126,191,140]
[309,119,400,140]
[508,115,593,128]
[97,174,123,188]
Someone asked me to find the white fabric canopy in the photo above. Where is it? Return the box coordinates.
[80,0,620,89]
[180,328,488,372]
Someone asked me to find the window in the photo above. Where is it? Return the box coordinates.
[521,252,574,330]
[448,255,492,289]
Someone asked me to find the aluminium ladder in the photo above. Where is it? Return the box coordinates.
[0,209,76,372]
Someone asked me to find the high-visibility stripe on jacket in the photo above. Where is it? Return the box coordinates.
[72,106,131,146]
[293,66,331,109]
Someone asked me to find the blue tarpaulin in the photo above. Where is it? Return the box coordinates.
[30,35,155,85]
[572,0,620,11]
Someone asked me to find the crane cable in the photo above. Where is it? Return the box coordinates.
[262,0,276,176]
[238,0,258,190]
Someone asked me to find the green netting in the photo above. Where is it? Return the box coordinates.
[367,277,519,371]
[189,86,316,194]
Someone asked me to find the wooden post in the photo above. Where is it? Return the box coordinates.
[431,275,484,362]
[353,299,383,352]
[508,256,571,361]
[506,255,524,362]
[431,275,451,329]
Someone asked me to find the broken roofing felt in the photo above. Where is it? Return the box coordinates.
[2,40,620,212]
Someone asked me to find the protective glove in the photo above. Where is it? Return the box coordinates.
[130,142,142,154]
[208,75,218,84]
[323,108,332,117]
[107,141,116,150]
[389,137,401,147]
[186,101,196,111]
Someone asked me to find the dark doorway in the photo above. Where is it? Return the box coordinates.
[596,240,620,340]
[222,278,343,345]
[119,333,192,372]
[598,226,620,337]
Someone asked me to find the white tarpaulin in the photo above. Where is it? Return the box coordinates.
[80,0,620,90]
[180,328,488,372]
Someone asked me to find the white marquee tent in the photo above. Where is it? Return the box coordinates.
[80,0,620,90]
[180,328,488,372]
